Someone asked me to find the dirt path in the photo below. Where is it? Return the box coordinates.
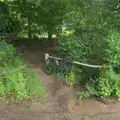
[1,51,120,120]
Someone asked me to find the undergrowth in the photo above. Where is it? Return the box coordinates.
[0,40,47,102]
[77,66,120,102]
[77,30,120,102]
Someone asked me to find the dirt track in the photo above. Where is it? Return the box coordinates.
[1,50,120,120]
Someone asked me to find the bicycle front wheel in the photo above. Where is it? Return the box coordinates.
[44,58,54,75]
[59,61,70,81]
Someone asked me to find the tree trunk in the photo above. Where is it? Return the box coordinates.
[27,17,32,39]
[57,26,62,37]
[48,31,52,40]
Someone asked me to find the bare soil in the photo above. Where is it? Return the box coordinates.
[1,47,120,120]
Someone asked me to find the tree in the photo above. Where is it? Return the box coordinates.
[36,0,69,40]
[59,0,120,80]
[10,0,37,38]
[0,0,21,36]
[0,1,10,32]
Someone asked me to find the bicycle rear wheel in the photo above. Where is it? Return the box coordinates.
[44,58,54,75]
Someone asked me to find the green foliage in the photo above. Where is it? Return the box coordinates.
[0,1,20,34]
[77,83,98,102]
[6,72,27,101]
[0,76,5,95]
[0,40,46,102]
[77,67,120,102]
[0,1,10,32]
[105,30,120,65]
[0,40,15,54]
[98,67,120,99]
[60,0,119,63]
[59,32,106,64]
[1,0,120,102]
[1,0,119,39]
[1,0,70,38]
[36,0,69,39]
[65,71,77,87]
[24,68,47,98]
[59,0,120,80]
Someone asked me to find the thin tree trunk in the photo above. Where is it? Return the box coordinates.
[57,26,62,37]
[48,31,52,40]
[27,17,32,39]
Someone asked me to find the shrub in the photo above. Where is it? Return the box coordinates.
[60,27,120,101]
[0,40,15,66]
[98,67,120,99]
[65,71,77,87]
[77,67,120,102]
[105,30,120,65]
[59,30,106,65]
[59,30,106,80]
[59,0,120,101]
[77,83,98,102]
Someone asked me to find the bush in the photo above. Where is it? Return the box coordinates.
[59,30,106,66]
[77,67,120,102]
[59,32,105,81]
[98,67,120,99]
[0,40,15,66]
[77,82,98,102]
[65,71,77,87]
[105,30,120,65]
[59,0,120,101]
[0,40,47,102]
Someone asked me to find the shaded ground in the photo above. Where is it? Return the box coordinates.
[1,41,120,120]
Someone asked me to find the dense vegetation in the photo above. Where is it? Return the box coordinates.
[0,0,120,101]
[0,40,46,102]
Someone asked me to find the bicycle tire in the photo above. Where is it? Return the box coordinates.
[59,60,71,81]
[44,58,54,75]
[59,61,65,81]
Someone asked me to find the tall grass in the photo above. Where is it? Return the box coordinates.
[0,40,47,102]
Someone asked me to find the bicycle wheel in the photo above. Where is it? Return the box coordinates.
[59,60,71,81]
[59,64,65,81]
[44,58,54,75]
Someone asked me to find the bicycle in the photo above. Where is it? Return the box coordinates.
[44,53,73,81]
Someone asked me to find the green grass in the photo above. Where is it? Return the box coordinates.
[0,40,47,102]
[24,68,47,99]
